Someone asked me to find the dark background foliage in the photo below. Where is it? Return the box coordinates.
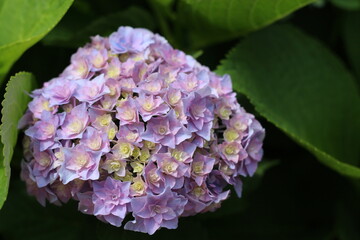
[0,0,359,239]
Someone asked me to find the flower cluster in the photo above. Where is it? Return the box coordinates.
[19,26,265,235]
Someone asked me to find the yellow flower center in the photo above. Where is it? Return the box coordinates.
[171,149,184,162]
[88,138,102,151]
[163,161,177,174]
[107,67,120,79]
[75,63,87,76]
[169,94,181,105]
[132,147,141,158]
[225,145,236,155]
[107,127,117,140]
[131,181,144,192]
[93,55,104,68]
[233,121,247,131]
[109,161,122,172]
[220,164,234,175]
[101,100,112,109]
[109,85,117,96]
[68,119,83,133]
[158,126,167,135]
[145,82,161,93]
[186,80,197,90]
[142,100,154,111]
[97,114,111,127]
[175,109,181,118]
[144,141,156,150]
[126,132,138,142]
[139,148,150,163]
[44,124,55,136]
[115,142,133,158]
[122,109,135,121]
[130,161,144,173]
[192,162,203,175]
[123,82,133,89]
[42,100,52,111]
[138,68,146,80]
[149,171,160,183]
[74,154,88,168]
[55,151,64,162]
[219,107,231,119]
[119,170,133,181]
[192,186,205,198]
[224,128,239,142]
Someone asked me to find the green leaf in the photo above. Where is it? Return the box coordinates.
[147,0,176,46]
[0,72,36,209]
[150,0,174,17]
[43,6,155,48]
[330,0,360,10]
[0,0,74,84]
[177,0,315,49]
[343,11,360,80]
[0,145,9,210]
[217,25,360,178]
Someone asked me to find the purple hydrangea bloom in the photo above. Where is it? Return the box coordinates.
[92,177,131,227]
[109,26,155,54]
[74,74,110,104]
[80,126,110,153]
[57,103,89,139]
[115,97,139,125]
[191,152,215,185]
[183,93,214,141]
[59,144,102,184]
[142,110,192,148]
[124,188,187,235]
[102,153,127,177]
[136,92,170,121]
[155,153,190,189]
[42,77,76,106]
[144,161,167,194]
[117,123,144,146]
[25,111,65,151]
[30,149,59,187]
[19,26,265,235]
[28,95,57,119]
[21,161,60,206]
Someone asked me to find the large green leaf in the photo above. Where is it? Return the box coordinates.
[0,72,36,209]
[343,11,360,80]
[0,145,8,210]
[217,25,360,178]
[43,6,155,48]
[149,0,174,17]
[0,0,73,84]
[177,0,315,49]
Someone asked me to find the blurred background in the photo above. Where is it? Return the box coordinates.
[0,0,359,239]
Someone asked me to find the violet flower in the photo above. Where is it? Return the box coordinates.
[92,177,131,227]
[19,26,265,235]
[124,188,187,235]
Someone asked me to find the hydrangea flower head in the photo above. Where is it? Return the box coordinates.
[19,26,265,235]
